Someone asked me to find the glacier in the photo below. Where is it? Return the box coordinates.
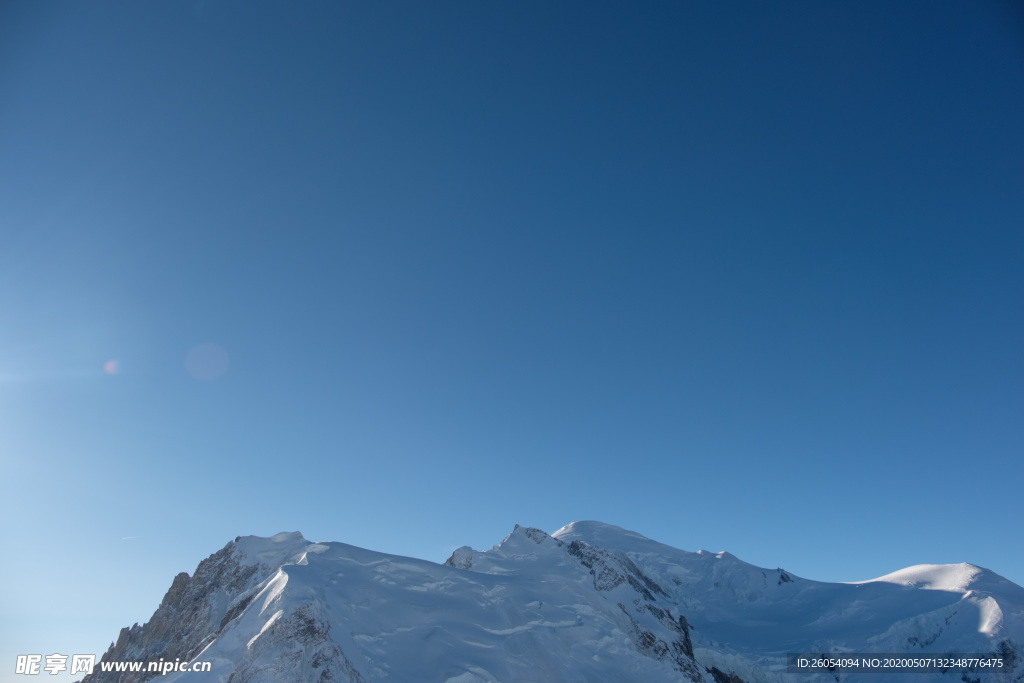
[78,521,1023,683]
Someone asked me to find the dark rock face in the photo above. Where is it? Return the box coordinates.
[226,603,363,683]
[561,535,703,679]
[566,538,668,600]
[706,666,746,683]
[995,639,1018,670]
[79,542,267,683]
[443,546,475,569]
[521,525,559,545]
[617,602,704,682]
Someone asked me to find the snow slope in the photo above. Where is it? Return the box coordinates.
[79,522,1023,683]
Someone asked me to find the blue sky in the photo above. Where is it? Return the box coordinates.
[1,0,1022,675]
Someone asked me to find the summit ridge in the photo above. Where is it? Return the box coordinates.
[79,522,1023,683]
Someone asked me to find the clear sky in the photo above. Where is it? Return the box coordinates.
[1,1,1022,677]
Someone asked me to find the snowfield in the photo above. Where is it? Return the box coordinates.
[79,522,1023,683]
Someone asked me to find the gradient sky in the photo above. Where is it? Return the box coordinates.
[2,1,1022,677]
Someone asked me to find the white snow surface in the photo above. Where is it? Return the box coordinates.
[856,563,988,592]
[85,521,1023,683]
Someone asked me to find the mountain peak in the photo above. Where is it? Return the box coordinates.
[230,531,310,568]
[859,562,984,592]
[79,523,1024,683]
[551,520,655,546]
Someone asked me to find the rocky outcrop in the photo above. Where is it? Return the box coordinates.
[566,538,668,599]
[226,602,364,683]
[80,542,272,683]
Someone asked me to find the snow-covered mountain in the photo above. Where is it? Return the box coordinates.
[79,522,1023,683]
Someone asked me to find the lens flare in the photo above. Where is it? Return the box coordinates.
[185,343,229,381]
